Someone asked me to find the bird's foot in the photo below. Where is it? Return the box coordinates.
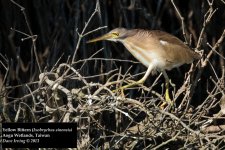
[112,86,125,96]
[165,91,173,105]
[112,79,144,94]
[160,89,174,109]
[160,96,173,109]
[169,79,176,88]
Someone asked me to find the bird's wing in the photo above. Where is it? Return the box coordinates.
[151,30,198,67]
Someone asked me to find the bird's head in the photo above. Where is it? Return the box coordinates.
[87,28,128,43]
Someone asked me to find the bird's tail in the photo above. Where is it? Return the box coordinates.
[193,51,201,60]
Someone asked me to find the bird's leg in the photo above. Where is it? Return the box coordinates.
[160,71,173,108]
[165,78,172,104]
[113,64,153,93]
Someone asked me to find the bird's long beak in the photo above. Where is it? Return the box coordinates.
[87,33,114,43]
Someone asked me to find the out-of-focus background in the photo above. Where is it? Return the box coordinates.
[0,0,225,149]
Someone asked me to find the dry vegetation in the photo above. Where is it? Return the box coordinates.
[0,0,225,149]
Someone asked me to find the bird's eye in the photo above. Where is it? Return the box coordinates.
[112,32,119,36]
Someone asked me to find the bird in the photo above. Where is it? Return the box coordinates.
[87,28,200,106]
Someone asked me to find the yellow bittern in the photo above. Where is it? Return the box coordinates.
[87,28,200,105]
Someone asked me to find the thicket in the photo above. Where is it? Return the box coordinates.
[0,0,225,149]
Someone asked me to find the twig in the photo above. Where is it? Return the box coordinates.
[72,1,101,62]
[152,131,181,150]
[171,0,188,43]
[10,0,42,73]
[196,0,217,49]
[189,29,225,100]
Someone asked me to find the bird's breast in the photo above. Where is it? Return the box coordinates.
[122,41,166,70]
